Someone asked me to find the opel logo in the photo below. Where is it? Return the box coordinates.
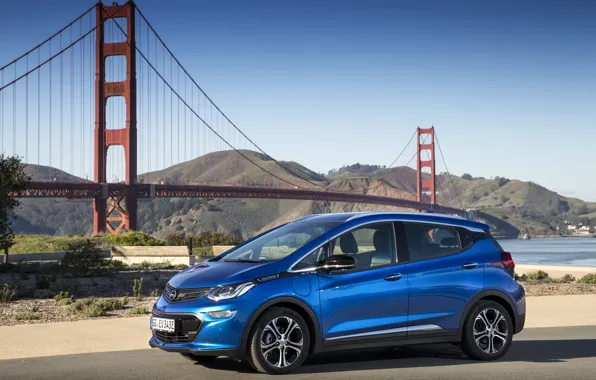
[168,288,177,300]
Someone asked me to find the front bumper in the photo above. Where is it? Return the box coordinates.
[148,295,254,357]
[149,338,241,358]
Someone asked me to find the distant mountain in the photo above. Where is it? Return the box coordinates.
[11,151,595,239]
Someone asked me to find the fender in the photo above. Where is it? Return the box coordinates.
[239,296,322,356]
[458,289,518,336]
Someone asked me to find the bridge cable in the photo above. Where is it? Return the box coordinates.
[341,127,418,193]
[107,11,316,190]
[134,5,326,189]
[0,4,128,93]
[435,132,465,210]
[0,4,95,72]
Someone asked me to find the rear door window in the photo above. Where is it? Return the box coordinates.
[403,222,462,261]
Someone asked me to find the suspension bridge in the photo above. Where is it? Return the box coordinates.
[0,1,488,235]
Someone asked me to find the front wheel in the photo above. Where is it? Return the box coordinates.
[247,307,310,374]
[460,300,513,360]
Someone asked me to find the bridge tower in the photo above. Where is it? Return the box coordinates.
[93,1,138,234]
[416,126,436,205]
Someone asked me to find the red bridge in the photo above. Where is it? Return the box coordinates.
[1,1,486,235]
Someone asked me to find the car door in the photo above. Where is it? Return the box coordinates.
[401,221,486,337]
[316,221,410,346]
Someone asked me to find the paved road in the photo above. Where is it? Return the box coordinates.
[2,326,595,380]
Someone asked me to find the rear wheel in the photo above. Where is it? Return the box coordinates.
[460,300,513,360]
[247,307,310,374]
[180,353,218,364]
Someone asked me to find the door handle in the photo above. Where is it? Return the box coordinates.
[384,273,403,281]
[461,262,478,269]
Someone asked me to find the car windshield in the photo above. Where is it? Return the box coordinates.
[217,220,341,262]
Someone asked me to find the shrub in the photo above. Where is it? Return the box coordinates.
[54,291,74,305]
[95,298,123,311]
[35,274,52,290]
[561,274,576,283]
[60,239,107,277]
[163,232,186,246]
[0,283,18,303]
[579,273,596,285]
[514,273,528,282]
[69,297,124,317]
[105,232,165,247]
[15,311,42,321]
[133,278,143,300]
[129,307,150,315]
[527,271,549,281]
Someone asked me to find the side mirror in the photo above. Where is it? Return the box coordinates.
[320,255,355,272]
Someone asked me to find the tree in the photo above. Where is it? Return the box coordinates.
[461,173,473,180]
[0,154,31,264]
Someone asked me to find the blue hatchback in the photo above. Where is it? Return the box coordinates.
[149,212,526,374]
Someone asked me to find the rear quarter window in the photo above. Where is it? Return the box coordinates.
[456,227,489,250]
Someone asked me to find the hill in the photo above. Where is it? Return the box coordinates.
[10,151,595,239]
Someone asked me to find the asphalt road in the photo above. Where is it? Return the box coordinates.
[2,326,596,380]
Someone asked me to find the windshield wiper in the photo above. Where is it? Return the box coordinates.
[224,258,268,263]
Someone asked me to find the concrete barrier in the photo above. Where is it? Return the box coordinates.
[6,250,110,263]
[515,264,596,279]
[110,246,195,266]
[212,245,235,256]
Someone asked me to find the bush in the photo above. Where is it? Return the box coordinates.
[60,239,108,277]
[54,291,74,305]
[95,298,123,311]
[105,232,165,247]
[528,270,549,281]
[561,274,576,283]
[514,273,528,282]
[69,297,124,317]
[579,273,596,285]
[0,283,18,303]
[163,232,186,246]
[129,307,150,315]
[10,235,106,254]
[133,278,143,300]
[35,275,52,290]
[527,270,549,281]
[15,311,42,321]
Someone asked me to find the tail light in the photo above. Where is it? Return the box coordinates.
[491,251,515,270]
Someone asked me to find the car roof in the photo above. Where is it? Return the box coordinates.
[293,211,489,231]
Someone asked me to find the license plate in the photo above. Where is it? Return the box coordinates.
[151,317,175,333]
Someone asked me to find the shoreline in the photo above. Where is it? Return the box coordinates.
[496,235,596,240]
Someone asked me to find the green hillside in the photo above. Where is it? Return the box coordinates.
[10,151,594,239]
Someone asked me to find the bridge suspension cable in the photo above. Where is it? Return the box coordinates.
[435,132,465,210]
[106,7,316,190]
[133,5,325,189]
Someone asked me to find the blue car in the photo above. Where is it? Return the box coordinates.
[149,212,525,374]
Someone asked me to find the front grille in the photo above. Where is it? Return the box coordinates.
[152,312,202,344]
[154,331,198,344]
[164,283,211,303]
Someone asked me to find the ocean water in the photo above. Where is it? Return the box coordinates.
[497,237,596,267]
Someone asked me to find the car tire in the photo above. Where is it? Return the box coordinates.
[247,307,310,374]
[180,353,218,364]
[460,300,513,361]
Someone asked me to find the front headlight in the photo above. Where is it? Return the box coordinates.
[205,281,256,301]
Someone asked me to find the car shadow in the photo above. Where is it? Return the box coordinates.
[199,338,596,374]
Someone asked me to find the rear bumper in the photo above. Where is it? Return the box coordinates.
[149,337,240,357]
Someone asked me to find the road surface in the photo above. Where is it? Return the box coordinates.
[2,326,595,380]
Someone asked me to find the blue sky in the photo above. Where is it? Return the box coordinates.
[0,0,595,200]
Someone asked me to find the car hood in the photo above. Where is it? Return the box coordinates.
[167,260,280,289]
